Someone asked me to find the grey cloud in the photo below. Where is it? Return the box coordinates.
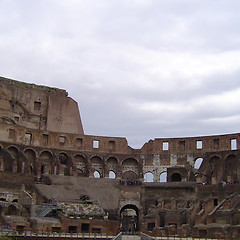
[1,0,240,148]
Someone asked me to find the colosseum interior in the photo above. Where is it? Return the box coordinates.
[1,76,240,239]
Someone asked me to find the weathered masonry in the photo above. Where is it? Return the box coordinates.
[1,76,240,239]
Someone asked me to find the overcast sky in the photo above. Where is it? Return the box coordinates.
[1,0,240,148]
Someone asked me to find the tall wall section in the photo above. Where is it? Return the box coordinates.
[0,76,84,135]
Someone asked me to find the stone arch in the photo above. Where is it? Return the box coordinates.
[5,204,18,215]
[106,157,118,177]
[171,172,182,182]
[24,148,36,174]
[208,155,223,184]
[39,150,53,175]
[144,172,154,182]
[122,171,137,181]
[225,154,239,183]
[90,156,104,177]
[5,146,19,172]
[160,171,167,182]
[59,152,70,165]
[58,152,71,176]
[74,154,88,177]
[122,158,139,178]
[120,204,139,231]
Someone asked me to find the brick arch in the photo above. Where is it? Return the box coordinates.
[106,156,119,165]
[122,171,137,181]
[171,172,182,182]
[73,154,88,177]
[58,152,72,176]
[122,157,139,165]
[23,148,37,174]
[106,157,118,176]
[39,150,53,175]
[58,152,70,165]
[4,146,19,172]
[90,156,104,177]
[122,158,139,177]
[120,204,139,231]
[225,154,239,183]
[207,155,223,184]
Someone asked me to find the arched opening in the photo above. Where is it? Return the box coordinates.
[59,152,69,165]
[109,171,116,179]
[194,158,203,169]
[209,156,222,184]
[74,155,87,176]
[160,172,167,182]
[39,151,52,175]
[225,154,238,183]
[24,149,36,174]
[122,158,139,181]
[93,170,101,178]
[107,157,118,169]
[122,171,137,181]
[171,172,182,182]
[144,172,154,182]
[91,156,103,177]
[5,205,18,215]
[120,204,139,232]
[5,146,18,172]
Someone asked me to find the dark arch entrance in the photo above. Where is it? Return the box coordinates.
[171,172,182,182]
[120,204,139,232]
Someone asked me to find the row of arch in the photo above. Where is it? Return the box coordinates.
[0,145,142,179]
[1,145,239,183]
[196,154,240,184]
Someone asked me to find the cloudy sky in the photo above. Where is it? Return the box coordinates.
[1,0,240,148]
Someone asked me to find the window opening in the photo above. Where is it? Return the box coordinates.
[81,223,89,233]
[109,140,115,150]
[68,226,77,233]
[93,140,99,149]
[43,134,48,145]
[196,140,202,149]
[213,138,219,148]
[179,140,185,150]
[77,138,83,147]
[9,129,15,139]
[24,133,32,145]
[34,101,41,111]
[231,139,237,150]
[162,141,169,151]
[59,136,66,144]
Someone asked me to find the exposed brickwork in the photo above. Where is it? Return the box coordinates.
[1,77,240,238]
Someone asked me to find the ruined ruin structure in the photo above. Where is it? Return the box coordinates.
[1,76,240,238]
